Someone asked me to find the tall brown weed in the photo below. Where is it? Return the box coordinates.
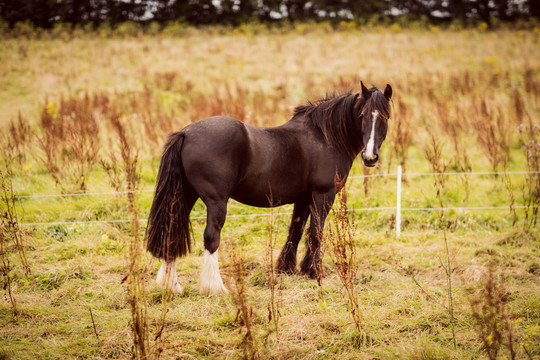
[38,95,101,192]
[230,240,260,360]
[424,134,457,349]
[470,266,516,360]
[327,175,365,346]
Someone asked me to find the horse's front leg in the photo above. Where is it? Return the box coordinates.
[276,200,310,274]
[199,200,228,296]
[300,190,336,279]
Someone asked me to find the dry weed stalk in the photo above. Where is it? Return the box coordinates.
[424,134,457,349]
[124,88,178,158]
[388,98,412,177]
[424,134,449,211]
[307,201,326,302]
[153,71,177,91]
[472,97,510,173]
[454,152,473,203]
[0,158,31,277]
[362,166,370,196]
[327,175,365,345]
[519,122,540,228]
[38,95,101,191]
[112,115,149,359]
[470,266,516,360]
[150,193,181,360]
[89,307,100,340]
[437,98,462,154]
[436,98,472,201]
[523,67,539,105]
[230,241,260,360]
[0,151,32,317]
[511,89,529,126]
[5,113,33,167]
[151,280,172,360]
[472,93,525,224]
[450,71,474,96]
[100,153,123,192]
[181,81,291,128]
[503,172,518,226]
[186,83,247,123]
[0,167,18,317]
[265,196,281,342]
[0,218,17,317]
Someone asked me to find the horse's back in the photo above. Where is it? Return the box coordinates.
[182,116,247,144]
[230,122,311,205]
[178,115,337,207]
[178,116,307,206]
[180,117,251,197]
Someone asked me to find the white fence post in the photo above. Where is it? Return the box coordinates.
[396,165,402,238]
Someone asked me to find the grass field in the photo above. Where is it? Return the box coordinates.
[1,26,539,359]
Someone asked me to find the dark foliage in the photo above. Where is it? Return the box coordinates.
[0,0,536,29]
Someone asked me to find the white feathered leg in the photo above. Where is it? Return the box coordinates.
[199,250,228,296]
[156,260,183,294]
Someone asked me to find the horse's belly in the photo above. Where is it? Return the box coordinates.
[231,182,302,208]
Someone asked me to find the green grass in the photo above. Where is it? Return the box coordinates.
[1,27,540,359]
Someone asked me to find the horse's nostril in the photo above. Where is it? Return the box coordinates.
[362,152,378,162]
[362,154,379,167]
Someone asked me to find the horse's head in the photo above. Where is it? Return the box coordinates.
[358,81,392,167]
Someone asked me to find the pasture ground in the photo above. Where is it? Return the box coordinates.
[0,26,539,359]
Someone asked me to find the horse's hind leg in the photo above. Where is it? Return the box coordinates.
[156,259,183,294]
[276,201,310,274]
[155,190,198,295]
[199,200,228,296]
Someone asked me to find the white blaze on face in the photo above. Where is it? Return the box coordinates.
[365,110,379,160]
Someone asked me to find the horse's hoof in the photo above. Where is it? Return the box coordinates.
[276,253,299,275]
[275,263,296,275]
[170,282,183,295]
[299,264,325,279]
[299,268,316,279]
[199,250,228,296]
[276,268,296,275]
[156,277,183,295]
[199,283,228,296]
[156,261,183,294]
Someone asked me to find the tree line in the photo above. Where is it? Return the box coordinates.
[1,0,538,29]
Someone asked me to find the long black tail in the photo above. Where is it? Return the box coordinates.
[146,132,193,260]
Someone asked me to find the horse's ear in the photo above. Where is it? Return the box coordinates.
[384,84,392,100]
[361,81,371,99]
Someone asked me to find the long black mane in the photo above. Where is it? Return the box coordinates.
[363,88,391,119]
[294,87,389,159]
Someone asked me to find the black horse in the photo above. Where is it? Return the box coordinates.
[146,81,392,295]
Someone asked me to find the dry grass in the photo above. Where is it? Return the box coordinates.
[0,27,539,359]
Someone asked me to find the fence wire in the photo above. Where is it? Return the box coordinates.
[12,170,536,200]
[19,206,531,227]
[11,170,535,227]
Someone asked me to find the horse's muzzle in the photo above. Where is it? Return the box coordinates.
[361,151,379,167]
